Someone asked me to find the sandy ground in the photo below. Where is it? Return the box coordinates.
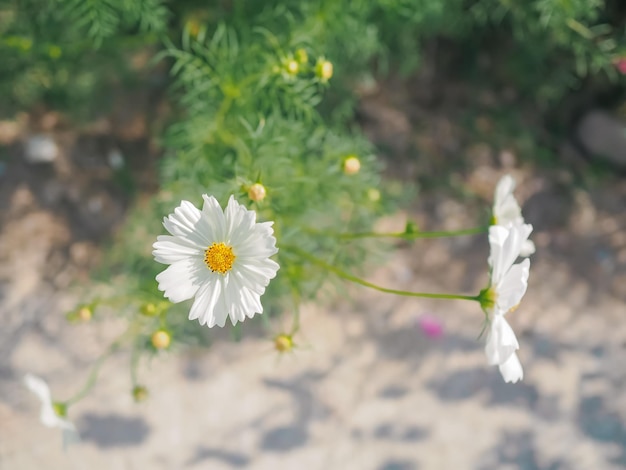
[1,183,626,469]
[1,78,626,469]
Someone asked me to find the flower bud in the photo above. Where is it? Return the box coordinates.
[151,330,171,350]
[248,183,267,202]
[286,60,299,75]
[67,305,93,323]
[342,155,361,175]
[367,188,381,202]
[140,302,158,317]
[48,45,62,59]
[274,333,294,353]
[185,19,201,38]
[315,58,333,82]
[132,385,149,402]
[77,306,92,322]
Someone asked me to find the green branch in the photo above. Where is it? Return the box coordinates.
[306,226,488,240]
[285,245,481,302]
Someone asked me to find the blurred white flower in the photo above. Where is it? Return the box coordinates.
[492,175,535,256]
[483,223,532,383]
[24,373,77,435]
[153,195,279,327]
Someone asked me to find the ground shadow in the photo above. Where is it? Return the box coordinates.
[78,412,150,448]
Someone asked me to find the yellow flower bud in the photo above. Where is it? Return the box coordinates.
[274,333,294,353]
[315,58,333,82]
[132,385,149,402]
[48,45,62,59]
[140,303,158,317]
[151,330,171,350]
[367,188,381,202]
[185,19,201,38]
[286,59,299,75]
[77,306,92,322]
[248,183,267,202]
[342,155,361,175]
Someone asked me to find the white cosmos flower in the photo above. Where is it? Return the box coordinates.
[24,374,76,431]
[153,195,279,328]
[483,223,532,383]
[492,175,535,257]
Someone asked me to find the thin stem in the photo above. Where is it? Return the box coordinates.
[285,246,480,303]
[64,346,118,406]
[64,323,138,406]
[305,226,488,240]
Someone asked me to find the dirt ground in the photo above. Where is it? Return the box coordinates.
[1,77,626,469]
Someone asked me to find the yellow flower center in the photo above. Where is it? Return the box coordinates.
[204,242,236,274]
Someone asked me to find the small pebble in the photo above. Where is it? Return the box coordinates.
[24,135,58,163]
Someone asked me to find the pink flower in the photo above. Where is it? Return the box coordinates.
[417,314,444,338]
[613,58,626,75]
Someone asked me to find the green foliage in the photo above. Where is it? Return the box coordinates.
[0,0,168,113]
[468,0,623,102]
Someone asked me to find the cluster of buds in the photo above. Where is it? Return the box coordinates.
[277,50,334,83]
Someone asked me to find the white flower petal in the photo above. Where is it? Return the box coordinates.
[164,200,200,233]
[24,374,52,404]
[493,175,524,226]
[520,239,536,257]
[202,195,227,241]
[224,195,255,241]
[153,235,204,264]
[24,374,76,431]
[492,175,534,259]
[499,352,524,383]
[189,279,220,325]
[489,223,533,283]
[494,175,516,205]
[496,258,530,314]
[485,315,519,366]
[156,257,208,303]
[226,273,264,325]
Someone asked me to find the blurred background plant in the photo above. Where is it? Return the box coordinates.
[1,0,625,406]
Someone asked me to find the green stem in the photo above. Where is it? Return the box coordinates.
[64,347,117,406]
[64,323,138,406]
[285,246,480,302]
[307,226,488,240]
